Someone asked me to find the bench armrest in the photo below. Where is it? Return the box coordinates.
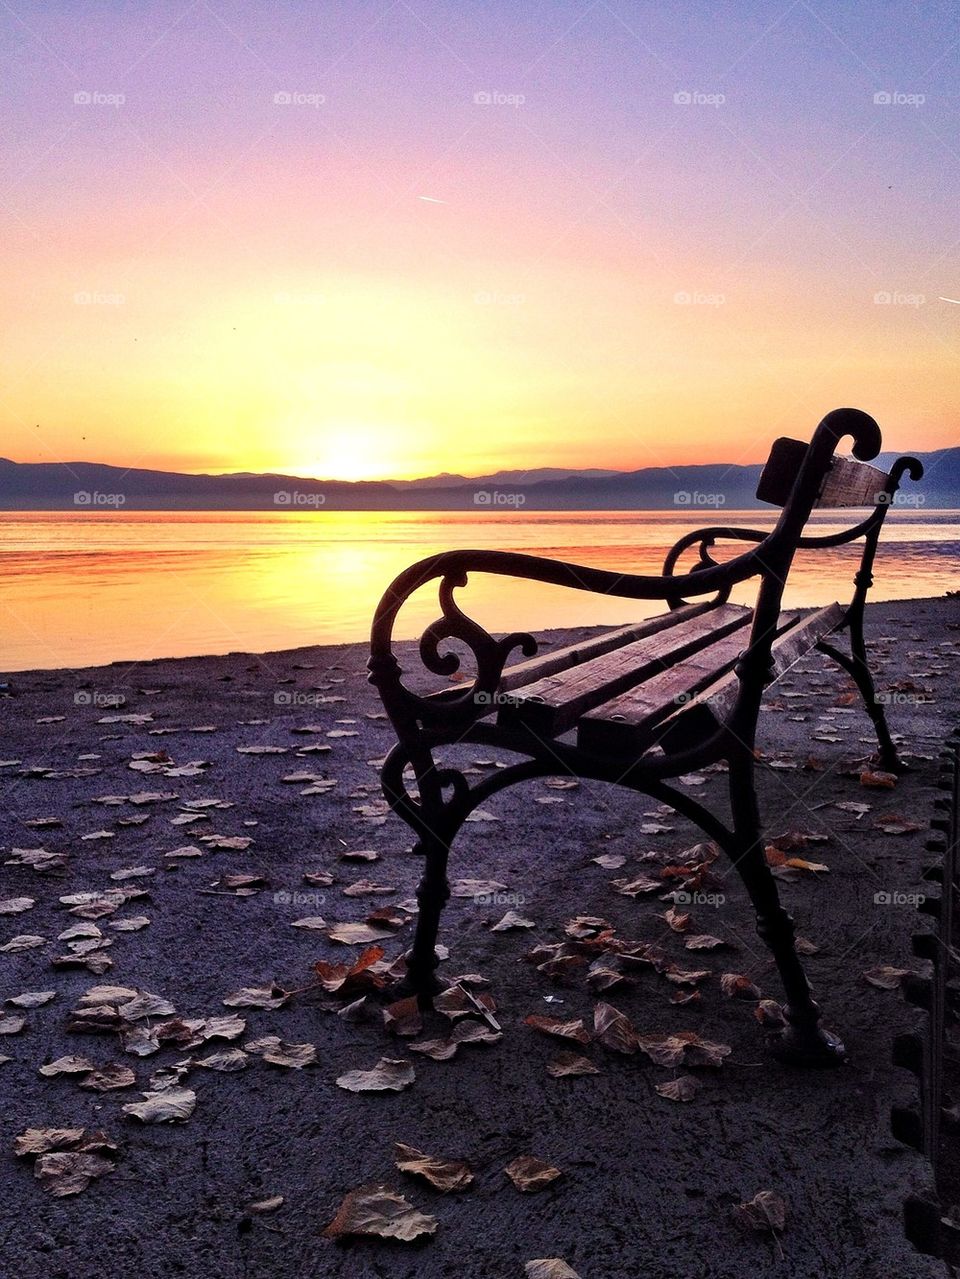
[368,542,770,734]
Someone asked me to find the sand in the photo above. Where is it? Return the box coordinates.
[0,597,957,1279]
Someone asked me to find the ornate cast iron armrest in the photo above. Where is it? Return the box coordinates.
[368,543,772,735]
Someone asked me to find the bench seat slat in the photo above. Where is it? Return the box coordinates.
[499,602,751,736]
[575,627,765,755]
[579,602,844,756]
[654,601,844,753]
[498,603,704,693]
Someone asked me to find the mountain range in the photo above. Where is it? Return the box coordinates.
[0,450,957,511]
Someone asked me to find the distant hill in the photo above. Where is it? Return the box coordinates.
[0,449,956,511]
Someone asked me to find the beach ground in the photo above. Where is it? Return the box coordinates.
[0,597,957,1279]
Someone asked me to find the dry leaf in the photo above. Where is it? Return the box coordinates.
[222,984,290,1010]
[860,769,897,789]
[546,1053,599,1078]
[35,1151,115,1198]
[863,965,910,989]
[735,1189,787,1236]
[525,1262,580,1279]
[490,911,536,932]
[323,1184,437,1242]
[720,973,762,1001]
[335,1057,415,1093]
[383,996,423,1038]
[122,1087,196,1123]
[193,1048,249,1072]
[77,1063,137,1092]
[593,1001,639,1055]
[261,1040,316,1069]
[39,1055,96,1077]
[393,1143,473,1192]
[654,1075,700,1102]
[504,1155,563,1193]
[523,1015,591,1045]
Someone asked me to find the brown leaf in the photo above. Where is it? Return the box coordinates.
[593,1001,639,1055]
[504,1155,563,1193]
[222,984,290,1010]
[323,1184,437,1241]
[860,769,897,789]
[393,1142,473,1192]
[654,1075,700,1102]
[325,921,396,945]
[193,1048,249,1072]
[524,1262,580,1279]
[335,1057,415,1093]
[662,907,691,933]
[0,1013,27,1035]
[863,965,911,989]
[122,1087,196,1123]
[261,1040,316,1069]
[77,1063,137,1092]
[735,1189,787,1235]
[523,1014,591,1045]
[720,973,762,1001]
[546,1052,599,1078]
[873,812,923,835]
[383,996,423,1038]
[39,1055,96,1077]
[754,999,786,1028]
[490,911,536,932]
[684,934,729,951]
[35,1151,115,1197]
[247,1195,284,1213]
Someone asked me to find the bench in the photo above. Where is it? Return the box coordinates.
[368,409,923,1066]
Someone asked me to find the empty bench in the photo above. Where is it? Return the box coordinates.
[368,409,923,1066]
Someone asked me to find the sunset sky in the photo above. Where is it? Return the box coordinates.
[2,0,958,480]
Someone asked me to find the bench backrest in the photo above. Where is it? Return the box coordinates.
[756,436,892,508]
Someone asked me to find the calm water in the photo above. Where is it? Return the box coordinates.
[0,510,957,672]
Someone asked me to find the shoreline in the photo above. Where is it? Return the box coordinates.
[1,592,954,681]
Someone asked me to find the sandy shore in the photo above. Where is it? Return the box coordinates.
[0,597,957,1278]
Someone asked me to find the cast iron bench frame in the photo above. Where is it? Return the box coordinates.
[368,408,923,1066]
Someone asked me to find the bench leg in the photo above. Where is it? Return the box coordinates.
[818,628,905,773]
[407,830,452,1007]
[727,758,847,1067]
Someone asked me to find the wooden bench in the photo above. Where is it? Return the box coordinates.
[368,409,923,1066]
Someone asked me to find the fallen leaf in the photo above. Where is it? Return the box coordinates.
[335,1057,415,1093]
[393,1142,473,1192]
[261,1040,316,1069]
[77,1063,137,1092]
[490,911,536,932]
[523,1014,591,1045]
[122,1088,197,1123]
[860,769,897,789]
[247,1195,284,1213]
[0,1013,26,1035]
[222,984,290,1010]
[383,996,423,1038]
[39,1055,95,1077]
[593,1001,639,1055]
[720,973,762,1001]
[35,1151,116,1197]
[654,1075,700,1102]
[193,1048,249,1072]
[504,1155,563,1193]
[0,897,35,915]
[525,1261,580,1279]
[546,1052,599,1078]
[863,965,911,989]
[323,1184,437,1242]
[735,1189,787,1237]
